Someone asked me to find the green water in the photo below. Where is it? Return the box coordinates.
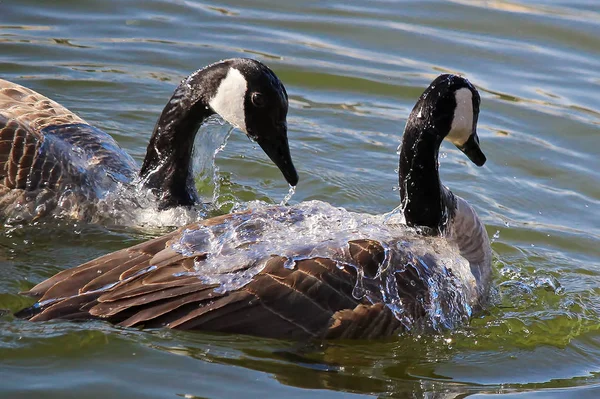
[1,0,600,397]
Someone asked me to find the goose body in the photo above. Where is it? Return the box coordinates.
[0,58,298,223]
[18,74,492,339]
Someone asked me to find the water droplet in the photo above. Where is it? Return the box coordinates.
[280,185,296,206]
[352,285,365,299]
[283,257,296,270]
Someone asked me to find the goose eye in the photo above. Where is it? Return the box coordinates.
[251,92,266,108]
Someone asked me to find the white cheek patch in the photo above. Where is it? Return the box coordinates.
[209,68,248,133]
[446,87,474,146]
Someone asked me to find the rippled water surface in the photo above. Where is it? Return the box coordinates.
[1,0,600,397]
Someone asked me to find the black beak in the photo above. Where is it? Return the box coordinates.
[255,126,299,186]
[457,131,486,167]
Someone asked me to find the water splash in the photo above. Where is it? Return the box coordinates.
[4,115,236,227]
[171,200,478,332]
[191,116,235,205]
[491,230,500,242]
[383,204,406,224]
[279,185,296,206]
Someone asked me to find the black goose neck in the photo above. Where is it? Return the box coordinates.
[399,122,454,234]
[139,85,213,209]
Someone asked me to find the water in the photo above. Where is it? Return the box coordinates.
[1,0,600,397]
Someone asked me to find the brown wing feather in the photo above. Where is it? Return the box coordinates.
[0,81,81,220]
[92,282,220,318]
[23,230,179,298]
[325,303,403,339]
[0,117,57,220]
[115,286,227,328]
[18,216,430,339]
[0,118,40,189]
[0,79,86,195]
[0,79,86,131]
[28,291,100,322]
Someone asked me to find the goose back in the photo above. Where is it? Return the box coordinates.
[18,201,486,339]
[0,79,138,221]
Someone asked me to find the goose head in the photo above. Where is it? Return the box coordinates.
[406,74,486,166]
[399,74,486,232]
[140,58,298,207]
[205,58,298,186]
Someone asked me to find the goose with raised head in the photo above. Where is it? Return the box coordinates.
[0,58,297,223]
[17,74,492,340]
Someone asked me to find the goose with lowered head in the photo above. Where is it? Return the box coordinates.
[17,74,491,339]
[0,58,297,223]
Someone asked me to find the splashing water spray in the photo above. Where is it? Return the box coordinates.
[280,185,296,206]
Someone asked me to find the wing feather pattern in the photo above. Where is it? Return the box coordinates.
[17,214,419,339]
[0,79,137,221]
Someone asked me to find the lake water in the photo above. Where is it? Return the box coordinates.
[1,0,600,397]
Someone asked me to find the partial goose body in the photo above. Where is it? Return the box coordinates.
[18,74,492,340]
[0,58,298,223]
[0,81,139,221]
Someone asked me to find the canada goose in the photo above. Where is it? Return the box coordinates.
[17,74,492,340]
[0,58,298,222]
